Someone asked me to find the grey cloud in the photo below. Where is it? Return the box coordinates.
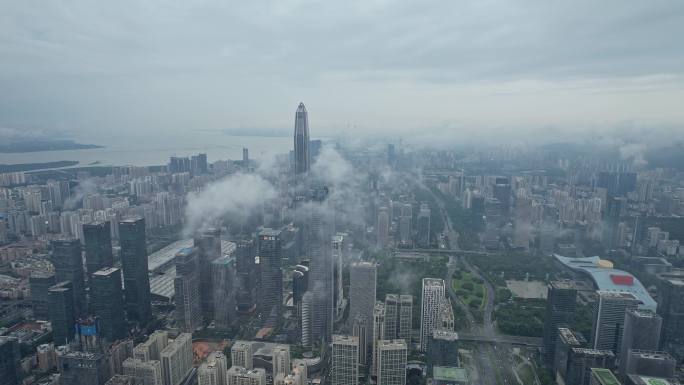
[0,0,683,139]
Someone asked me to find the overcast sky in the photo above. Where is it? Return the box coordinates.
[1,0,683,144]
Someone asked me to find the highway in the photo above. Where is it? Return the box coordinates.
[434,188,537,385]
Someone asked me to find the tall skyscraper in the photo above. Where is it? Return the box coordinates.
[236,239,257,314]
[591,291,640,352]
[231,341,254,370]
[655,273,684,358]
[160,333,193,385]
[0,337,20,385]
[399,295,413,344]
[300,291,313,347]
[119,218,152,325]
[133,330,168,362]
[50,239,87,317]
[349,262,377,354]
[376,207,390,249]
[384,294,399,340]
[123,358,163,385]
[258,228,283,326]
[554,328,587,381]
[48,281,76,345]
[331,335,359,385]
[376,340,407,385]
[428,330,459,376]
[57,349,111,385]
[83,221,114,276]
[619,309,662,378]
[272,345,291,379]
[332,234,345,318]
[372,302,386,375]
[543,280,577,366]
[293,103,310,178]
[174,247,203,332]
[307,192,334,344]
[30,271,56,320]
[198,351,228,385]
[292,264,309,317]
[622,350,676,379]
[352,315,369,366]
[420,278,445,352]
[565,348,616,385]
[212,255,237,330]
[90,267,127,342]
[194,228,221,323]
[226,367,266,385]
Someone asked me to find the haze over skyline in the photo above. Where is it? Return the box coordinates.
[1,0,684,145]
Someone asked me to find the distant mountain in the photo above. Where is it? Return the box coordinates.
[0,139,102,153]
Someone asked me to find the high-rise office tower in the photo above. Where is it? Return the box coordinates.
[30,271,56,320]
[231,341,253,370]
[50,239,87,317]
[272,345,291,379]
[123,358,163,385]
[293,103,310,179]
[376,207,390,249]
[119,218,152,325]
[543,280,577,366]
[292,265,309,317]
[417,204,431,248]
[420,278,445,352]
[384,294,399,340]
[332,234,345,318]
[258,229,283,326]
[0,337,20,385]
[349,262,377,353]
[83,221,114,276]
[90,267,126,342]
[619,309,662,377]
[331,335,359,385]
[226,367,266,385]
[160,333,193,385]
[307,188,334,345]
[352,315,369,366]
[48,281,76,345]
[655,272,684,358]
[554,328,587,381]
[591,291,640,352]
[300,291,313,347]
[428,330,459,376]
[372,302,386,375]
[243,148,249,165]
[212,255,237,330]
[622,350,676,379]
[376,340,407,385]
[57,349,111,385]
[236,239,257,314]
[398,295,413,344]
[565,348,616,385]
[198,351,228,385]
[194,228,221,323]
[174,247,203,332]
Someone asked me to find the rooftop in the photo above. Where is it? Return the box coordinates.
[554,254,657,311]
[591,368,621,385]
[433,366,468,382]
